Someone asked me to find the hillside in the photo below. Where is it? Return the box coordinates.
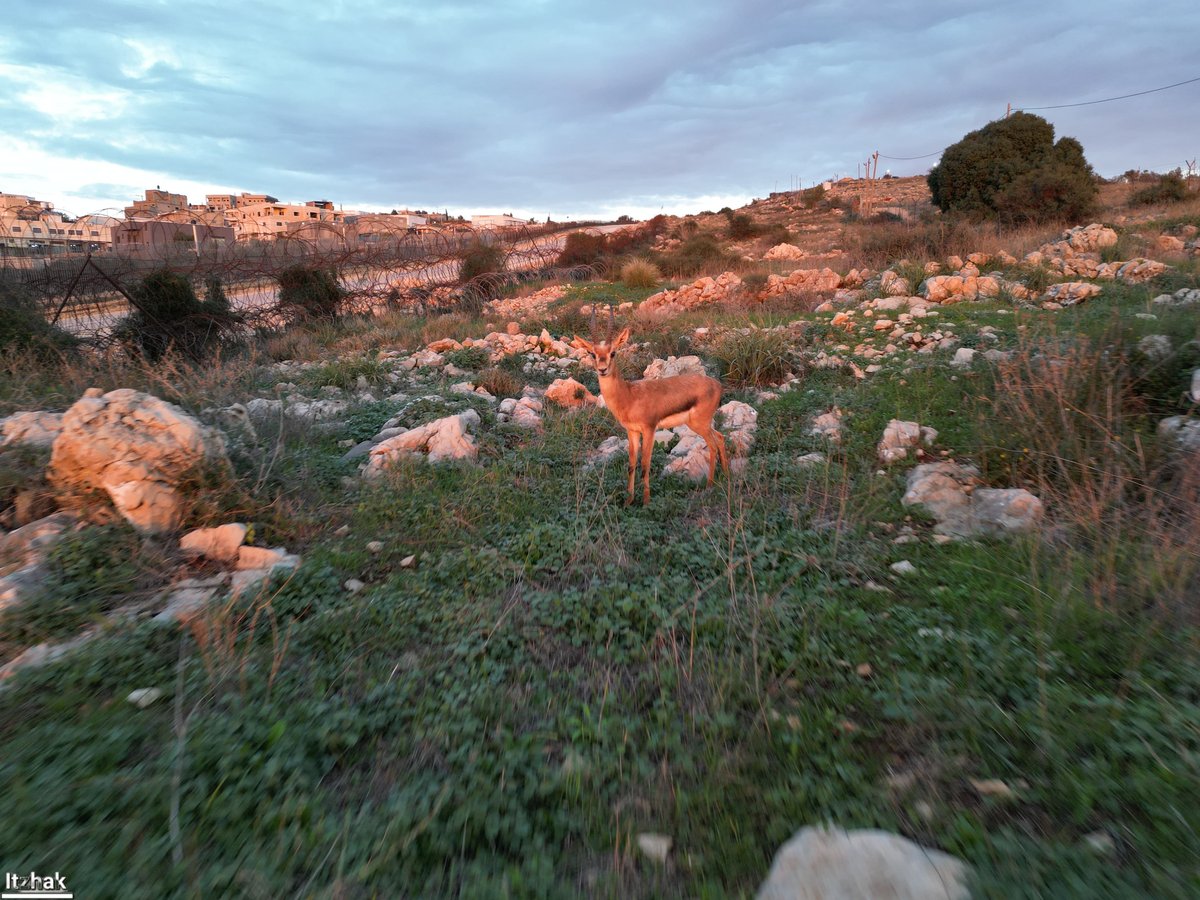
[1,176,1199,897]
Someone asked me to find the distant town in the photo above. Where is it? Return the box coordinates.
[0,188,541,258]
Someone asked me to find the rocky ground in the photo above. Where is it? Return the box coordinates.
[1,183,1199,896]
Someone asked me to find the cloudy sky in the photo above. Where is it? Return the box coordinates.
[1,1,1196,220]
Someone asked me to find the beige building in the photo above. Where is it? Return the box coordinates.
[471,213,531,230]
[124,188,189,220]
[224,199,352,243]
[0,192,117,252]
[110,219,235,256]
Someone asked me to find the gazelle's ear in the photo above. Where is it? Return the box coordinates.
[571,335,592,352]
[612,326,631,349]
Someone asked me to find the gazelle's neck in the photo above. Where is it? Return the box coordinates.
[597,361,629,404]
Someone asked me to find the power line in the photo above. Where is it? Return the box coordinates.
[878,150,943,161]
[1017,74,1200,111]
[875,73,1200,166]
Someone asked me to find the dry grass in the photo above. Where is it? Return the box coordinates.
[0,344,263,416]
[983,330,1200,621]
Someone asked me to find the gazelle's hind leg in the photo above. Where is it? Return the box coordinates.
[688,412,729,485]
[640,426,656,505]
[625,429,641,505]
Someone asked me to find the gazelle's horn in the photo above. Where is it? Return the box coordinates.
[608,303,614,340]
[590,303,596,338]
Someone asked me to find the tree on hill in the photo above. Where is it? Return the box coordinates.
[927,112,1098,224]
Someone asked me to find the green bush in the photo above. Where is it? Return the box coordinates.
[708,328,795,386]
[726,213,761,240]
[444,346,491,370]
[1132,171,1189,205]
[113,270,240,362]
[0,284,78,359]
[928,112,1098,223]
[459,242,507,283]
[654,234,736,277]
[555,232,606,269]
[1,525,144,647]
[801,184,826,208]
[277,265,344,322]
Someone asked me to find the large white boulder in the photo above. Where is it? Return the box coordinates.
[903,461,1043,537]
[757,826,969,900]
[47,389,229,534]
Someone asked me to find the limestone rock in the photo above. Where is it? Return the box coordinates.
[903,461,1043,537]
[643,355,707,379]
[498,396,544,429]
[663,401,757,480]
[363,410,480,475]
[757,827,969,899]
[1043,282,1101,306]
[47,389,229,535]
[544,377,597,408]
[764,243,807,261]
[811,409,844,443]
[180,523,248,563]
[1158,416,1200,453]
[154,575,229,624]
[0,411,64,449]
[877,420,937,464]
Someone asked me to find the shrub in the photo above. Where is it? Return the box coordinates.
[444,346,491,370]
[856,221,972,268]
[475,366,523,399]
[0,283,78,359]
[708,329,794,386]
[928,112,1097,223]
[619,259,661,289]
[555,232,606,269]
[654,234,736,277]
[1132,171,1189,206]
[726,213,760,240]
[277,265,344,322]
[459,242,507,283]
[801,184,826,208]
[1,524,145,647]
[113,270,240,362]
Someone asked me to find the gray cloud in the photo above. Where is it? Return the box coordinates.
[2,0,1197,217]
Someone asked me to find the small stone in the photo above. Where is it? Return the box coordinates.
[855,663,873,678]
[344,578,365,593]
[1083,830,1115,855]
[970,778,1016,799]
[127,687,163,708]
[890,560,917,575]
[400,554,417,568]
[366,541,385,554]
[636,833,673,864]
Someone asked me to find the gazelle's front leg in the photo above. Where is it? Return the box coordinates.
[625,429,640,506]
[640,425,656,505]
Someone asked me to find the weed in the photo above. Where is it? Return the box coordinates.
[475,366,524,399]
[708,328,795,386]
[443,346,490,370]
[619,259,661,289]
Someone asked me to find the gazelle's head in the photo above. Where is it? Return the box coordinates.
[571,327,630,377]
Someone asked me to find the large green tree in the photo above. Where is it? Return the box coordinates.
[927,112,1098,223]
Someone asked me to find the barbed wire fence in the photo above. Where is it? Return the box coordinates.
[0,217,622,351]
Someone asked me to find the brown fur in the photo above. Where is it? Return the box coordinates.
[573,327,729,505]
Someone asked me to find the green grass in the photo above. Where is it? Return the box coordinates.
[1,266,1198,896]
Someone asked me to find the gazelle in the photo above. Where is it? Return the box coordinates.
[572,326,728,505]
